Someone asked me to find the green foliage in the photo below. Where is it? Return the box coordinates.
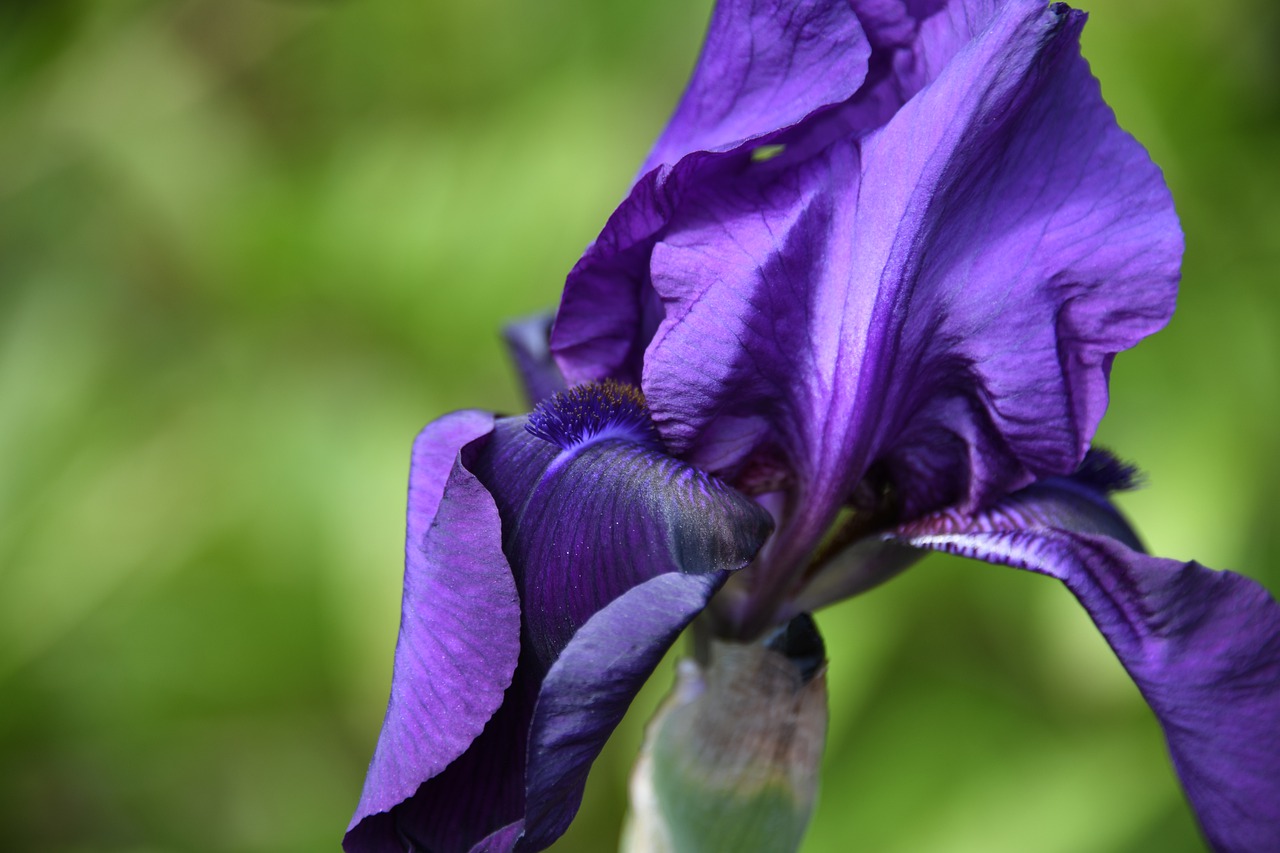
[0,1,1275,851]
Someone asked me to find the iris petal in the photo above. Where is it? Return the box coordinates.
[849,0,943,51]
[348,399,772,852]
[642,0,1179,557]
[404,578,729,853]
[470,414,774,670]
[551,0,871,388]
[642,0,871,176]
[784,0,945,147]
[377,668,533,853]
[345,411,522,846]
[899,477,1280,851]
[400,575,732,853]
[520,572,725,850]
[471,822,525,853]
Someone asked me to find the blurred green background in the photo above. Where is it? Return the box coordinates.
[1,0,1276,851]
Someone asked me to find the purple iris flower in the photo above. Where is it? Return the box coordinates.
[346,1,1280,851]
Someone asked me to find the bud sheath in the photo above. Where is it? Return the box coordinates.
[624,615,829,853]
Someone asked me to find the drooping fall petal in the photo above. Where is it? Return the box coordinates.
[470,388,774,670]
[346,387,773,852]
[899,470,1280,852]
[519,572,729,850]
[346,411,521,844]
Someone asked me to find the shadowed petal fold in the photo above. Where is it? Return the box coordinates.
[348,391,773,852]
[383,535,737,851]
[520,572,726,850]
[469,412,774,670]
[373,668,533,853]
[899,471,1280,852]
[346,411,522,842]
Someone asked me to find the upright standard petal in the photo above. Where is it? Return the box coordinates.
[551,0,871,388]
[642,0,871,175]
[346,412,522,844]
[643,0,1179,545]
[899,472,1280,852]
[784,0,948,151]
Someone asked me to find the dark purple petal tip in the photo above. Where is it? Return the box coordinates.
[518,572,727,850]
[1070,447,1144,494]
[764,612,826,682]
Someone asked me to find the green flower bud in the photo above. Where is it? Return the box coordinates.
[624,615,828,853]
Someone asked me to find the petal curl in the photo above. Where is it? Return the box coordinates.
[900,478,1280,852]
[551,0,871,388]
[642,0,1179,554]
[346,412,522,842]
[785,0,946,148]
[350,401,773,852]
[642,0,871,176]
[547,0,1011,394]
[390,575,730,853]
[519,572,725,850]
[856,1,1180,508]
[469,414,774,670]
[365,669,533,853]
[850,0,942,51]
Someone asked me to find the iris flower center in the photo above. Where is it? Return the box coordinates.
[526,380,663,453]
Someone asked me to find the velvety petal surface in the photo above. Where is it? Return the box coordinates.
[519,572,726,850]
[899,478,1280,852]
[468,411,774,670]
[425,576,729,852]
[551,0,872,387]
[349,399,772,852]
[643,0,1179,552]
[549,0,1026,394]
[347,411,521,837]
[366,668,534,853]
